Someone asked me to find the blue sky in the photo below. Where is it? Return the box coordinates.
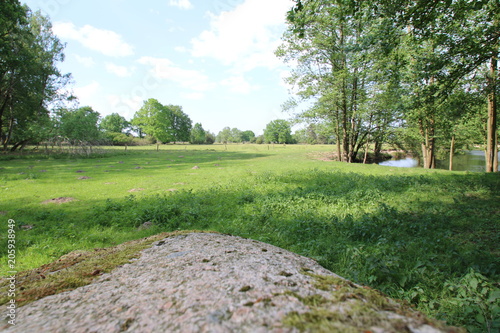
[22,0,295,135]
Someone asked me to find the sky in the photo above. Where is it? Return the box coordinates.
[22,0,296,135]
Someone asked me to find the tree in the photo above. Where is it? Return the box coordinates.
[58,106,101,144]
[264,119,292,144]
[230,128,242,143]
[377,0,499,171]
[277,0,386,162]
[100,113,129,133]
[190,123,206,144]
[131,99,172,143]
[241,130,256,143]
[167,105,192,143]
[279,0,498,170]
[1,6,70,150]
[217,127,232,144]
[205,131,216,144]
[132,100,192,144]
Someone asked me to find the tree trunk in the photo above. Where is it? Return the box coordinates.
[374,140,382,161]
[420,118,436,169]
[3,114,15,150]
[449,134,455,171]
[10,139,29,152]
[486,56,497,172]
[363,137,370,164]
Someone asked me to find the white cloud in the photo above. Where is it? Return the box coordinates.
[53,22,134,57]
[138,56,216,92]
[105,63,133,77]
[190,0,293,72]
[221,75,259,94]
[73,81,100,102]
[107,94,142,120]
[168,0,193,10]
[74,55,95,67]
[174,46,187,53]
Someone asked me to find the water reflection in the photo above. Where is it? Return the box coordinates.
[379,150,500,172]
[379,158,419,168]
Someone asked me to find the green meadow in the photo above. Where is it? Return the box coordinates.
[1,144,499,332]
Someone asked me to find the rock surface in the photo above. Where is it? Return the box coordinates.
[2,233,460,332]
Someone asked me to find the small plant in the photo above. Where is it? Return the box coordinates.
[439,269,500,333]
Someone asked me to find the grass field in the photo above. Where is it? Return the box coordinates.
[1,144,499,331]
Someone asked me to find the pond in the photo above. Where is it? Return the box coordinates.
[379,150,500,172]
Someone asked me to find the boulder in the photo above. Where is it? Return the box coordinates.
[2,233,462,332]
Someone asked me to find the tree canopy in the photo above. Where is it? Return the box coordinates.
[131,99,192,143]
[278,0,498,170]
[100,113,130,134]
[264,119,292,144]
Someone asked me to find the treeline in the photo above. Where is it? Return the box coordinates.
[277,0,498,171]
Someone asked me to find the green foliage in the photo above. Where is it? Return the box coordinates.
[104,132,134,146]
[216,127,245,143]
[278,0,499,170]
[58,106,101,144]
[1,6,70,151]
[439,269,500,333]
[241,130,256,143]
[131,99,192,143]
[100,113,129,134]
[264,119,292,144]
[189,123,206,144]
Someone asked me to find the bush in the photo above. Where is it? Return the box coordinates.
[104,132,134,146]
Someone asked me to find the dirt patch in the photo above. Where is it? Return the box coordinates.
[0,211,7,215]
[128,188,145,193]
[173,182,185,185]
[104,182,116,185]
[308,152,338,162]
[42,197,76,204]
[166,189,177,192]
[192,166,200,169]
[75,170,85,173]
[77,176,91,180]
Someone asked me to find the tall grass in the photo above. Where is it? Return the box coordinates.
[0,144,498,331]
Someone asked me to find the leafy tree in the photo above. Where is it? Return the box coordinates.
[280,0,498,170]
[241,130,256,143]
[216,127,232,144]
[100,113,129,133]
[264,119,292,144]
[190,123,206,144]
[277,0,387,162]
[1,6,70,150]
[58,106,101,144]
[205,131,216,144]
[376,0,499,171]
[230,128,242,143]
[167,105,192,143]
[132,99,192,143]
